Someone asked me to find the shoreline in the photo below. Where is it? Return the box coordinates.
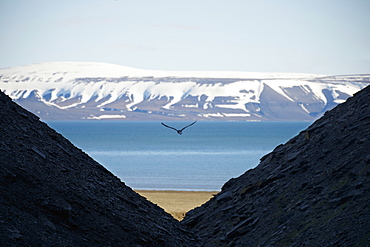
[135,190,219,221]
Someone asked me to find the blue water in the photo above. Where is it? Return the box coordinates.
[47,121,311,191]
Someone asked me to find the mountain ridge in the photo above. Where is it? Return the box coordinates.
[0,89,203,246]
[1,62,369,121]
[182,85,370,246]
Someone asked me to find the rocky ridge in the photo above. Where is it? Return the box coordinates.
[182,85,370,246]
[0,90,202,246]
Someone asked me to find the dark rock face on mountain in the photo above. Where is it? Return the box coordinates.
[0,91,202,246]
[182,86,370,246]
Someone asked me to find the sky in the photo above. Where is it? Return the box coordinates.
[0,0,369,75]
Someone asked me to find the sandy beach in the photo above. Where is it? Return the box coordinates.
[136,190,219,221]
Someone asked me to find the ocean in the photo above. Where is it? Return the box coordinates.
[47,121,311,191]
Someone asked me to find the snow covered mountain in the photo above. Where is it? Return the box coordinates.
[0,62,369,121]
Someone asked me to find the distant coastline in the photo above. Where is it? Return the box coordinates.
[1,62,368,122]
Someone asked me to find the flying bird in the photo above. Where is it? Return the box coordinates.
[161,121,197,135]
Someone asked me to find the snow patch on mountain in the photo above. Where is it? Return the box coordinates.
[0,62,323,80]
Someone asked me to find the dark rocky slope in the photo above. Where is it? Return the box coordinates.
[0,90,202,246]
[182,86,370,246]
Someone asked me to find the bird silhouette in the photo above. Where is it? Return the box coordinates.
[161,121,197,135]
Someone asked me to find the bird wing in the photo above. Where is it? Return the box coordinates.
[161,122,178,131]
[180,121,197,131]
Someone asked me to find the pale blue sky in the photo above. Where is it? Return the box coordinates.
[1,0,369,74]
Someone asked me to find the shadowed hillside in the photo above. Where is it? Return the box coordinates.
[0,90,202,246]
[182,86,370,246]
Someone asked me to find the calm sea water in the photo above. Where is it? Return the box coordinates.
[47,121,311,191]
